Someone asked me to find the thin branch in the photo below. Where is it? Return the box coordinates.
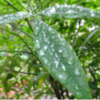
[0,50,30,54]
[49,75,61,99]
[10,24,33,39]
[4,0,19,11]
[25,18,33,32]
[7,70,37,75]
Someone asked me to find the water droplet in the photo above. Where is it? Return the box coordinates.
[59,49,62,53]
[90,10,95,17]
[54,59,59,68]
[35,40,40,49]
[61,63,66,71]
[42,30,46,37]
[67,77,72,84]
[50,7,56,13]
[49,27,52,31]
[44,38,50,44]
[55,53,58,58]
[35,27,40,35]
[75,84,79,90]
[49,51,53,56]
[58,38,66,45]
[91,13,95,17]
[42,58,48,64]
[67,56,75,65]
[58,72,69,82]
[43,45,48,50]
[63,52,69,58]
[76,92,82,98]
[57,34,61,38]
[69,45,73,50]
[67,60,75,65]
[59,74,63,78]
[52,36,55,39]
[39,50,45,56]
[51,43,54,48]
[74,68,80,76]
[52,48,55,52]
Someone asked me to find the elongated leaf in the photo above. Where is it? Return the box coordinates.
[34,18,92,99]
[0,11,33,25]
[38,4,100,18]
[82,28,100,46]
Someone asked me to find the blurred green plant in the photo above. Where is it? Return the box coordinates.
[0,0,100,99]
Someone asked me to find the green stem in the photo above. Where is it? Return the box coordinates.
[4,0,19,11]
[25,18,33,32]
[0,50,30,53]
[7,70,37,75]
[10,23,33,39]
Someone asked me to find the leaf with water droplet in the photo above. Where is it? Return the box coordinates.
[34,18,92,99]
[38,4,100,19]
[0,11,33,25]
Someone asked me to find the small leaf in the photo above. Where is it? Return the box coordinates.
[89,82,100,90]
[89,67,96,81]
[34,18,92,99]
[38,4,100,19]
[0,11,33,25]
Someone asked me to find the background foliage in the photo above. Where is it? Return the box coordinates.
[0,0,100,99]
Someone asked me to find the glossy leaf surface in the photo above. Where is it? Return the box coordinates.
[34,18,92,99]
[0,11,33,25]
[38,4,100,18]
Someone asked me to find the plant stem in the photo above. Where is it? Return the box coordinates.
[7,70,37,75]
[49,75,61,99]
[0,50,30,54]
[10,23,33,39]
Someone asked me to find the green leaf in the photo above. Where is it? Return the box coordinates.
[0,11,33,25]
[34,18,92,99]
[89,82,100,90]
[89,67,96,81]
[82,28,100,46]
[38,4,100,18]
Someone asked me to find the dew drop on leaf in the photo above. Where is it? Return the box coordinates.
[76,92,82,98]
[61,63,66,71]
[55,53,59,58]
[51,43,54,48]
[35,40,40,49]
[42,58,48,64]
[43,45,48,50]
[59,49,62,53]
[74,68,80,76]
[59,74,63,78]
[54,59,59,68]
[67,60,75,65]
[75,84,79,90]
[52,48,55,52]
[39,50,45,56]
[63,52,69,58]
[67,56,75,65]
